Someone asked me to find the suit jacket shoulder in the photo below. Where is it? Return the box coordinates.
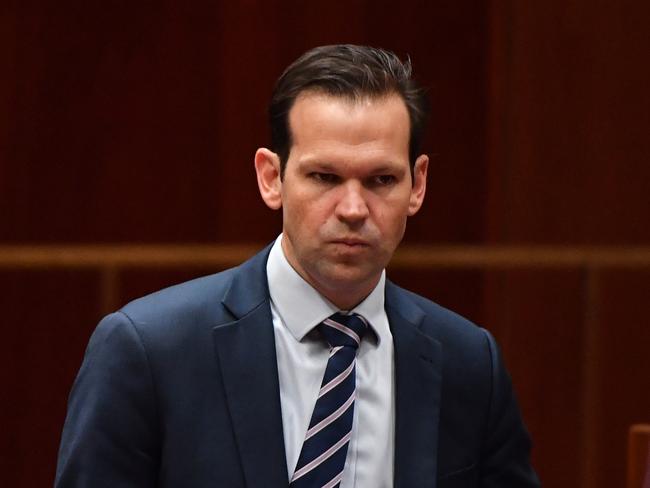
[385,281,540,487]
[118,243,272,351]
[56,246,279,487]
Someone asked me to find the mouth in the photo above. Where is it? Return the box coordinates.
[330,238,371,248]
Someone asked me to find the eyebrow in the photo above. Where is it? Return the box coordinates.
[368,164,405,174]
[300,160,336,171]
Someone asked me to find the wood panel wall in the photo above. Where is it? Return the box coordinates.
[485,2,650,486]
[2,1,649,487]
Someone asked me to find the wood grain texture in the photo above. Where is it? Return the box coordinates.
[0,270,102,487]
[589,270,650,488]
[2,0,650,487]
[628,425,650,488]
[2,244,650,269]
[487,0,650,244]
[483,269,586,488]
[1,0,488,245]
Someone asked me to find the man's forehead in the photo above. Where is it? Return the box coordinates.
[287,91,410,137]
[285,92,411,167]
[291,89,404,110]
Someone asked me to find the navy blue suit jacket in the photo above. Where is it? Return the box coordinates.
[56,246,540,487]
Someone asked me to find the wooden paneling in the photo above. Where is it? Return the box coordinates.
[483,269,586,488]
[2,2,225,243]
[1,0,489,244]
[588,270,650,488]
[3,0,650,487]
[628,425,650,488]
[0,269,102,487]
[386,268,485,325]
[487,1,650,244]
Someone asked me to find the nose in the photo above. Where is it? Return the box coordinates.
[335,181,369,224]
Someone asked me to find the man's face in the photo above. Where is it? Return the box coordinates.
[256,92,427,308]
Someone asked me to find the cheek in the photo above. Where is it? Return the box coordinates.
[301,194,335,223]
[371,198,410,231]
[284,195,328,236]
[381,214,407,240]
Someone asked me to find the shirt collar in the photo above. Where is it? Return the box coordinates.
[266,235,387,344]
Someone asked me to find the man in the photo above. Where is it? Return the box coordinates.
[56,45,540,487]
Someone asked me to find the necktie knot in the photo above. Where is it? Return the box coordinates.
[318,312,368,350]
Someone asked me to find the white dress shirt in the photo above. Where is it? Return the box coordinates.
[266,235,395,487]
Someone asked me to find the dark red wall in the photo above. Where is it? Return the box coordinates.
[2,1,649,487]
[1,1,488,244]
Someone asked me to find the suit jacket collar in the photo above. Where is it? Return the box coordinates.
[213,246,443,487]
[213,244,289,487]
[386,281,443,488]
[221,243,273,319]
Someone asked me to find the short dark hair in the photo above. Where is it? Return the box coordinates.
[269,44,429,178]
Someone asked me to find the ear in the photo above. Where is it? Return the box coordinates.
[407,154,428,216]
[254,148,282,210]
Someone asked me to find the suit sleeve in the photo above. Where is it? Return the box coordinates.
[479,329,541,487]
[55,312,160,487]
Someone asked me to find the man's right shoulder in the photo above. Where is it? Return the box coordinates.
[123,267,237,320]
[91,244,274,351]
[95,266,241,347]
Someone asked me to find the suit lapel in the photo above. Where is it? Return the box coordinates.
[212,246,289,487]
[386,282,443,488]
[210,249,443,487]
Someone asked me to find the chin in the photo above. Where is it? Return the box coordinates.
[318,263,379,291]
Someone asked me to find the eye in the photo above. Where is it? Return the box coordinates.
[310,172,340,184]
[371,174,397,186]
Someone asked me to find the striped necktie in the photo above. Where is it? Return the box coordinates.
[290,312,369,488]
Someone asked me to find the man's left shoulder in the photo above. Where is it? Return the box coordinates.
[386,281,489,347]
